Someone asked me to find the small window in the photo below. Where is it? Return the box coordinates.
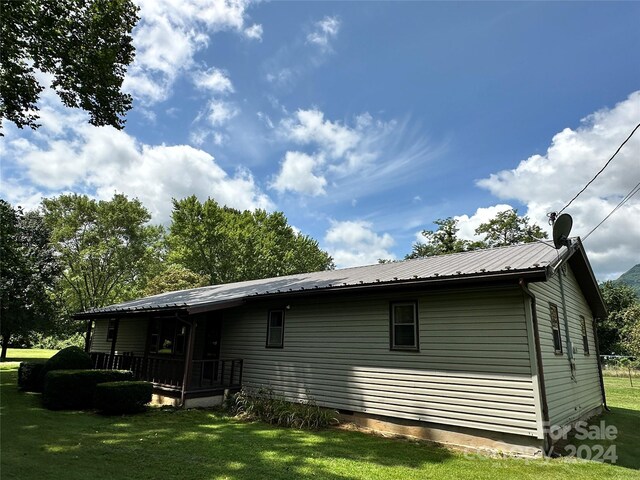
[549,303,563,354]
[580,315,590,355]
[106,319,117,341]
[390,302,419,351]
[266,310,285,348]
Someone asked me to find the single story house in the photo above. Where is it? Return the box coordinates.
[76,238,607,456]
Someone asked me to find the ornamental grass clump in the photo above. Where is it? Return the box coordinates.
[231,387,338,429]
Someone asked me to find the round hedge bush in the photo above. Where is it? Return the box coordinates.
[37,346,94,391]
[94,381,153,414]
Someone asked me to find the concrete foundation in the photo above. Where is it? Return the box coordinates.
[339,411,545,458]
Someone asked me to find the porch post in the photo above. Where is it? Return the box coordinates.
[180,318,197,407]
[109,318,120,369]
[84,320,93,353]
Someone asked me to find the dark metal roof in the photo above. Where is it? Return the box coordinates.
[76,241,572,318]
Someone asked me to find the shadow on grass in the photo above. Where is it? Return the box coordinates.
[569,406,640,470]
[0,369,453,480]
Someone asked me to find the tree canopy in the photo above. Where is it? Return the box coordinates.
[598,280,639,355]
[143,265,209,297]
[406,209,548,259]
[168,196,334,284]
[406,218,483,259]
[0,0,139,131]
[0,200,59,359]
[42,193,163,316]
[474,209,547,247]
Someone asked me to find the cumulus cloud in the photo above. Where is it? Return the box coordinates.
[454,204,516,241]
[124,0,260,104]
[477,91,640,279]
[306,16,341,50]
[2,93,272,224]
[273,108,437,200]
[204,99,239,126]
[244,23,263,41]
[271,151,327,196]
[324,220,395,268]
[192,67,234,94]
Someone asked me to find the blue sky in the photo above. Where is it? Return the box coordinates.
[2,1,639,279]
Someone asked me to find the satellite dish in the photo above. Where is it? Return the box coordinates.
[552,213,573,249]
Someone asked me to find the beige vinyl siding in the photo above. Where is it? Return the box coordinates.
[529,264,603,427]
[220,286,540,437]
[90,318,147,355]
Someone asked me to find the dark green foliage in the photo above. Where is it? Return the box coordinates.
[598,281,639,355]
[474,208,547,247]
[0,0,139,131]
[406,218,484,259]
[42,369,133,410]
[94,381,152,414]
[17,362,44,392]
[168,196,334,284]
[0,200,59,360]
[41,346,92,374]
[231,387,338,430]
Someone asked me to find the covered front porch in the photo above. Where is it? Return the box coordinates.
[83,307,243,407]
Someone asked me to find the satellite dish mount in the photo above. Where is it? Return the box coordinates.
[552,213,573,249]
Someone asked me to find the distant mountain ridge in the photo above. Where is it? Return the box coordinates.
[616,264,640,297]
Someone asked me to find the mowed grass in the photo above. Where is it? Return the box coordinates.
[1,353,639,479]
[0,348,58,370]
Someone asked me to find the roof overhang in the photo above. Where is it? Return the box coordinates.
[73,268,547,320]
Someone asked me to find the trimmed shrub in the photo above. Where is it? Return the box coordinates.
[18,362,45,392]
[94,381,153,414]
[38,346,93,390]
[231,387,338,429]
[43,369,133,410]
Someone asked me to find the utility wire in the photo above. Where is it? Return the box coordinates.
[582,180,640,241]
[556,122,640,217]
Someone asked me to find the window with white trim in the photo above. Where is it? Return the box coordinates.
[390,301,419,351]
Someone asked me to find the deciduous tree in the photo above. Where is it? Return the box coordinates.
[168,196,334,284]
[474,208,547,247]
[0,0,139,131]
[42,194,163,347]
[0,201,59,359]
[406,218,484,259]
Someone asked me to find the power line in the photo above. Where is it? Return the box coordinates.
[556,122,640,217]
[582,180,640,241]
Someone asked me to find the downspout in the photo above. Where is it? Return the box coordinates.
[591,316,610,412]
[557,267,576,380]
[520,279,553,456]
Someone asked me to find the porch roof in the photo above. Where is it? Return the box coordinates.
[74,239,605,319]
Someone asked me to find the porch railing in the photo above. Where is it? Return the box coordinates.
[90,352,243,391]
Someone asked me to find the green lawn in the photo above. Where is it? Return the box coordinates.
[0,348,59,370]
[1,357,639,479]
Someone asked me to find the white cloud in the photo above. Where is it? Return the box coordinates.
[192,67,234,94]
[244,23,263,41]
[324,220,395,268]
[477,91,640,279]
[280,109,359,158]
[274,108,437,200]
[205,99,239,126]
[306,16,341,50]
[454,204,515,241]
[124,0,260,104]
[2,93,272,225]
[271,151,326,196]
